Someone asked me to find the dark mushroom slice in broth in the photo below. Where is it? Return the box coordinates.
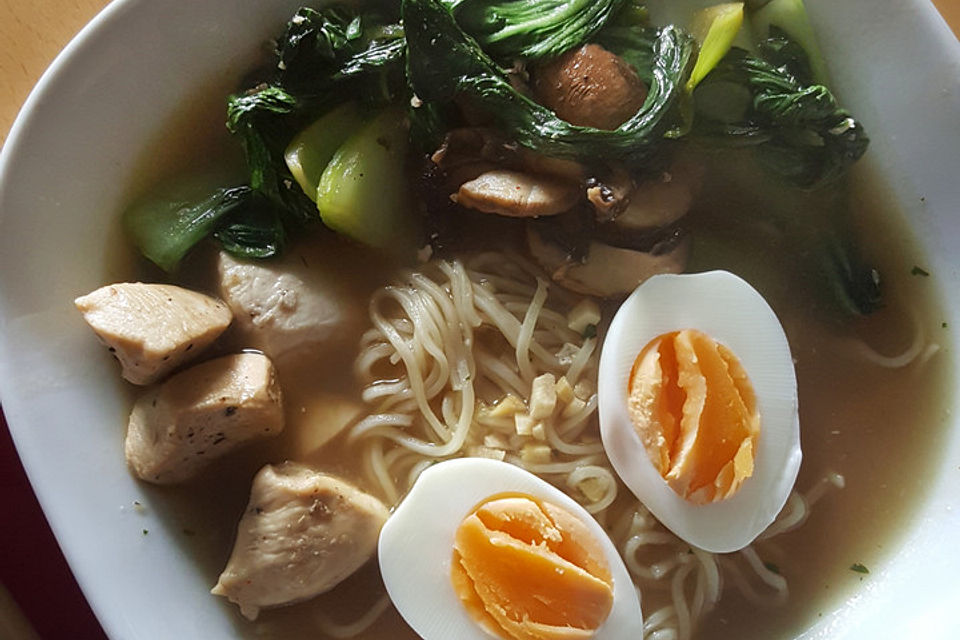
[527,226,690,298]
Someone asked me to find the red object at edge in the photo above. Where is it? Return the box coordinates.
[1,407,108,639]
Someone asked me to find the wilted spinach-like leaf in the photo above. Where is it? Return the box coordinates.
[693,30,869,188]
[404,0,694,165]
[125,186,259,272]
[214,200,286,260]
[441,0,627,62]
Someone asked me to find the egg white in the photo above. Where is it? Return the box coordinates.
[598,271,801,553]
[378,458,644,640]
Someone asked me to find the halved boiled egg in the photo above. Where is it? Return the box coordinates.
[378,458,643,640]
[598,271,801,553]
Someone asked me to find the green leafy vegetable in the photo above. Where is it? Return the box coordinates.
[594,31,657,85]
[126,5,411,270]
[316,109,419,252]
[687,2,746,91]
[213,203,286,259]
[440,0,627,61]
[750,0,829,85]
[225,6,408,229]
[226,87,317,228]
[404,0,695,165]
[693,29,869,187]
[815,223,882,316]
[284,102,366,201]
[849,563,869,574]
[124,187,259,272]
[275,6,406,101]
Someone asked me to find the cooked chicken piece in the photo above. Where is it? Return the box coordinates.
[125,353,283,484]
[614,158,704,230]
[455,169,580,218]
[212,463,390,620]
[75,283,232,385]
[531,44,649,130]
[217,249,348,362]
[528,228,690,298]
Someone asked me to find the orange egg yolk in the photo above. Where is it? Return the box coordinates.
[627,329,760,504]
[451,494,614,640]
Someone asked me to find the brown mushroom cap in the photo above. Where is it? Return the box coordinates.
[531,44,649,131]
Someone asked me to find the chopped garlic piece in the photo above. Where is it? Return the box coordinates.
[531,422,547,442]
[574,379,594,400]
[529,373,557,419]
[483,434,509,450]
[555,376,575,404]
[468,445,507,461]
[488,394,527,418]
[521,443,552,464]
[577,477,608,502]
[567,299,601,333]
[556,343,580,366]
[515,413,536,437]
[562,396,588,419]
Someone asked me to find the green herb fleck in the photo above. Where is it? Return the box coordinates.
[942,322,949,329]
[911,266,930,277]
[582,324,598,339]
[142,529,149,536]
[764,561,781,575]
[850,563,869,574]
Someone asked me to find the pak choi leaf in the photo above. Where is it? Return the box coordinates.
[404,0,695,165]
[441,0,628,62]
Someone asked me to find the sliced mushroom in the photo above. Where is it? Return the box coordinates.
[613,158,704,230]
[586,167,634,222]
[455,169,581,218]
[531,44,649,131]
[432,128,584,182]
[431,128,504,188]
[528,227,690,298]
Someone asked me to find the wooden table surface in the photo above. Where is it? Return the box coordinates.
[0,1,958,638]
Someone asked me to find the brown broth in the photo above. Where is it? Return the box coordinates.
[120,90,953,639]
[685,152,954,637]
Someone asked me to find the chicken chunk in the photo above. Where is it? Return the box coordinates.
[455,169,580,218]
[531,44,648,130]
[75,283,232,385]
[217,250,348,362]
[528,228,690,298]
[212,463,390,620]
[125,353,283,484]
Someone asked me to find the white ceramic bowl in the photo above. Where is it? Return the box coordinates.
[0,1,957,638]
